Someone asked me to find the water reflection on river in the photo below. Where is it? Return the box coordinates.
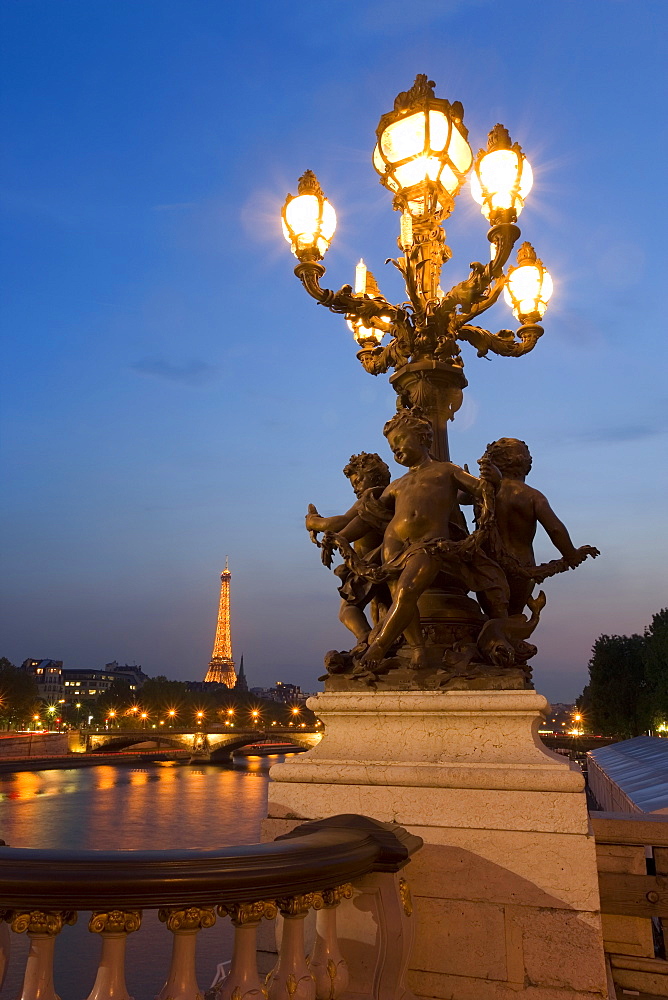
[0,756,293,998]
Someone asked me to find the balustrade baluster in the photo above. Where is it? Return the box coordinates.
[8,909,76,1000]
[156,906,216,1000]
[87,909,141,1000]
[266,893,322,1000]
[216,900,277,1000]
[308,885,352,1000]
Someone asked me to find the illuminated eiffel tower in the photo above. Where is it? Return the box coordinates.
[204,557,237,687]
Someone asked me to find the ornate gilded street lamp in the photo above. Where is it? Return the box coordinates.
[281,75,553,460]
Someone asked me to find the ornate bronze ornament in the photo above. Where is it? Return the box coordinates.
[89,909,142,934]
[158,906,216,932]
[218,900,278,924]
[288,78,599,693]
[398,878,413,917]
[9,909,76,935]
[282,75,555,463]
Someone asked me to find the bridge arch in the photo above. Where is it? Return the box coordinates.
[88,734,187,753]
[86,728,321,758]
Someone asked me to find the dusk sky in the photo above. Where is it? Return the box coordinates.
[1,0,666,704]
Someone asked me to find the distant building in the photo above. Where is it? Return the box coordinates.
[104,661,149,691]
[62,668,117,700]
[21,659,64,703]
[250,681,306,704]
[22,658,149,704]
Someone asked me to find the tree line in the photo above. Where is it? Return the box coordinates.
[577,609,668,737]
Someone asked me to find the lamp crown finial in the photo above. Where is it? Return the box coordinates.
[487,123,513,151]
[297,170,324,197]
[517,241,538,264]
[394,74,436,111]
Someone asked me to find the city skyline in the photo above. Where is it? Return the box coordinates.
[1,1,666,703]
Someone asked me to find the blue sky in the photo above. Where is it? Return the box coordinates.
[1,0,666,703]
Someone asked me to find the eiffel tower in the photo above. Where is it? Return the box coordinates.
[204,557,237,687]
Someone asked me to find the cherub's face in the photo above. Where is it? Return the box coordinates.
[349,471,370,498]
[387,427,426,468]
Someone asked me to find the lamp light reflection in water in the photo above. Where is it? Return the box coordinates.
[0,756,297,995]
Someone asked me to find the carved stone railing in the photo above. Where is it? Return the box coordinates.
[0,814,421,1000]
[591,810,668,998]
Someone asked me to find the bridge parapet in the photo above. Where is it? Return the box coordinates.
[0,814,421,998]
[86,728,321,759]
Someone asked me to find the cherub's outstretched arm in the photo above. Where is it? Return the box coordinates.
[534,493,585,564]
[305,501,360,535]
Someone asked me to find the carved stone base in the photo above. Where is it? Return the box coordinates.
[324,660,531,692]
[266,689,608,1000]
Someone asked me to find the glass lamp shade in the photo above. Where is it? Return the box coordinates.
[347,316,384,348]
[373,76,472,220]
[471,125,533,223]
[504,242,553,323]
[282,170,336,260]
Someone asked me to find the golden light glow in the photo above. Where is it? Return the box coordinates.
[282,171,336,260]
[347,317,386,348]
[373,89,472,219]
[471,126,533,223]
[291,707,300,715]
[504,242,553,323]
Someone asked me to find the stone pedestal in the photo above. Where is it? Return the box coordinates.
[265,690,608,1000]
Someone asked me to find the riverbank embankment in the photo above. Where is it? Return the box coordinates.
[0,750,191,774]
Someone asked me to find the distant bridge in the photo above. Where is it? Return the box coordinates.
[540,735,619,754]
[85,727,322,761]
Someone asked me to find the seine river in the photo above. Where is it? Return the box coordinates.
[0,756,292,998]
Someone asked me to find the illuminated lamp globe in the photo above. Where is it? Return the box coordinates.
[346,315,389,348]
[471,124,533,224]
[372,74,472,220]
[281,170,336,261]
[346,257,391,347]
[504,243,553,324]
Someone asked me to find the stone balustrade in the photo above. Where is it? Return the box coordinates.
[0,814,421,1000]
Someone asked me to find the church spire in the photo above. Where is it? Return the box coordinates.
[234,654,248,692]
[204,559,237,687]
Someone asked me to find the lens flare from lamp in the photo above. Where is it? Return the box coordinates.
[282,170,336,260]
[471,125,533,223]
[372,75,472,220]
[504,242,553,323]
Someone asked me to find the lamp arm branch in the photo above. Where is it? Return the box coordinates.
[357,335,412,375]
[293,261,404,324]
[457,276,506,326]
[487,222,521,280]
[457,322,544,358]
